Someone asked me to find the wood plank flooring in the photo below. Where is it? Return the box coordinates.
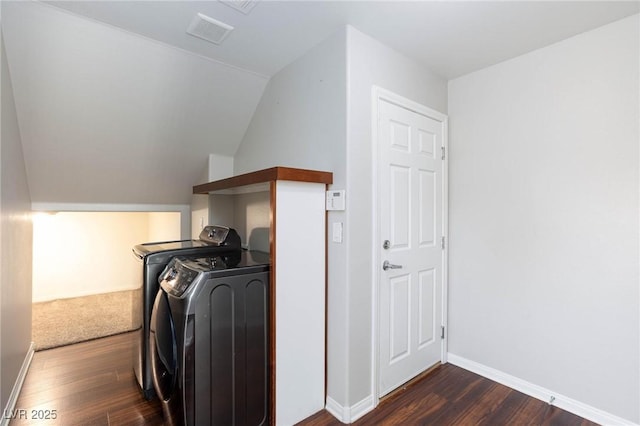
[297,365,598,426]
[11,332,162,425]
[10,332,598,426]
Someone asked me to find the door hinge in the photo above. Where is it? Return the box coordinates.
[441,326,445,339]
[441,236,445,249]
[441,146,446,160]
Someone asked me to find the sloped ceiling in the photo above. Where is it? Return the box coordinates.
[2,1,268,205]
[2,1,638,205]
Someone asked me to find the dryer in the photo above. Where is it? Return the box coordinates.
[150,251,270,426]
[132,225,241,399]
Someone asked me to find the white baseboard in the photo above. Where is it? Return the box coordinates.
[1,342,35,426]
[349,394,375,422]
[447,353,638,426]
[325,396,348,423]
[325,394,375,424]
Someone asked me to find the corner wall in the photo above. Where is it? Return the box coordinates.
[232,28,347,179]
[233,25,449,419]
[448,15,639,423]
[232,26,350,408]
[0,30,33,411]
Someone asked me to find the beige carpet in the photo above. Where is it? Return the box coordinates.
[32,289,141,351]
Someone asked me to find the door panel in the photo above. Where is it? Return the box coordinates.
[390,165,411,249]
[378,98,445,397]
[419,170,436,247]
[389,273,411,363]
[389,119,411,152]
[418,269,436,348]
[418,129,436,157]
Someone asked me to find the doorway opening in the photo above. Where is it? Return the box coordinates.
[31,211,181,350]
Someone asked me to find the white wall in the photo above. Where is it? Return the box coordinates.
[147,211,181,242]
[191,163,210,239]
[31,212,179,302]
[342,26,447,412]
[0,30,33,412]
[192,154,235,238]
[232,192,270,252]
[190,194,208,239]
[233,30,347,180]
[448,15,639,423]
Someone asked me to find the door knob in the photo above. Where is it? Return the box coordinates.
[383,260,402,271]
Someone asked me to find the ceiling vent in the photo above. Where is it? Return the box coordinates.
[186,13,234,45]
[220,0,259,15]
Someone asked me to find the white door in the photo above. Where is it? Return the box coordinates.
[377,96,445,397]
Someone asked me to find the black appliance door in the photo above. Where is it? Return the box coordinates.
[150,291,177,402]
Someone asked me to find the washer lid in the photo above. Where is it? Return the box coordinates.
[133,239,208,258]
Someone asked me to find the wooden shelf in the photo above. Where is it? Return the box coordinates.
[193,166,333,194]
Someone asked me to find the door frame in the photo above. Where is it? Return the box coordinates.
[370,86,449,405]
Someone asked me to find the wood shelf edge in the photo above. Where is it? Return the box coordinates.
[193,166,333,194]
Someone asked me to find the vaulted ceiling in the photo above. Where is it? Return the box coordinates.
[2,1,268,205]
[2,1,638,205]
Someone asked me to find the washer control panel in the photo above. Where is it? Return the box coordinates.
[159,258,199,297]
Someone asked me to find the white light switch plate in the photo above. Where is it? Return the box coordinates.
[332,222,343,243]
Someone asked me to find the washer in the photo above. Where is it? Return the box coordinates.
[150,251,270,426]
[132,225,241,399]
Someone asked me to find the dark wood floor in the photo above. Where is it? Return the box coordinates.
[11,332,597,426]
[12,332,163,425]
[297,366,598,426]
